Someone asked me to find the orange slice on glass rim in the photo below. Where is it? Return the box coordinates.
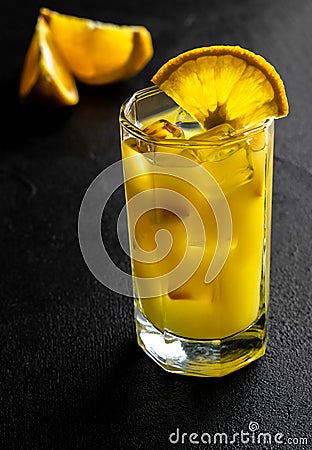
[151,45,288,131]
[19,15,78,106]
[40,8,154,85]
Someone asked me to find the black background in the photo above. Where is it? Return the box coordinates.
[1,1,311,449]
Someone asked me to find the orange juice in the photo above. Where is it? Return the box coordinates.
[119,43,288,376]
[121,100,274,341]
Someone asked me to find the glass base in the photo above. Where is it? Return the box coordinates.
[135,299,267,377]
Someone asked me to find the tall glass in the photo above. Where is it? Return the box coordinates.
[119,86,274,377]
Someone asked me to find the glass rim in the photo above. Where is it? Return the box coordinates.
[119,85,274,148]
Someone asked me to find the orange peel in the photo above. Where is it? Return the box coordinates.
[152,45,289,130]
[40,8,154,85]
[19,15,78,106]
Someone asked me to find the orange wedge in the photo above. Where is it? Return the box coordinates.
[152,46,288,130]
[40,8,154,85]
[19,15,78,106]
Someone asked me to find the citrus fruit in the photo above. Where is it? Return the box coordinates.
[19,15,79,107]
[151,46,288,130]
[40,8,154,85]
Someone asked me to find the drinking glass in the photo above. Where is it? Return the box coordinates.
[119,85,274,377]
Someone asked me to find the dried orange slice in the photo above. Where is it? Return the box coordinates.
[19,15,78,106]
[40,8,153,85]
[152,46,288,130]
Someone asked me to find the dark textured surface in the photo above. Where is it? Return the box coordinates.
[1,0,311,449]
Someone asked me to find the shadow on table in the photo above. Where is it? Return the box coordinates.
[68,335,264,448]
[0,74,142,151]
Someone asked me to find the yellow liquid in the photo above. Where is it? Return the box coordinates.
[121,109,273,340]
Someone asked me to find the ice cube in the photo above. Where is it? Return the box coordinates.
[190,139,241,164]
[143,119,185,139]
[123,136,152,154]
[199,142,254,194]
[248,131,265,151]
[123,119,184,154]
[190,123,235,141]
[175,108,202,132]
[124,137,139,150]
[186,123,240,163]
